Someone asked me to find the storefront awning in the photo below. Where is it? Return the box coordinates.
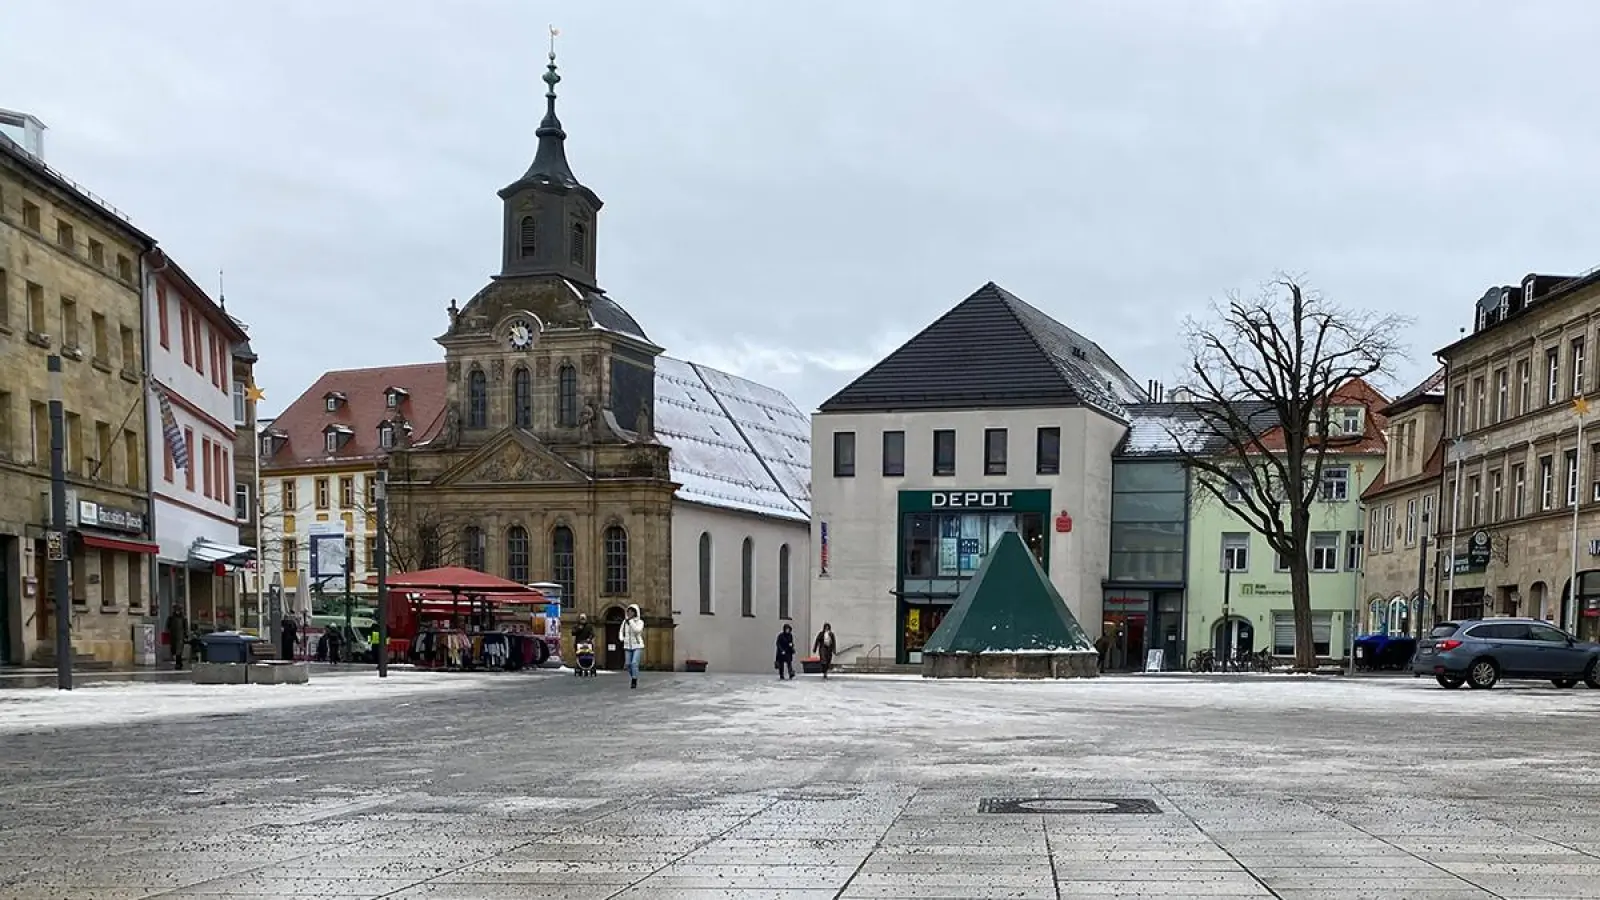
[188,539,256,568]
[80,533,160,555]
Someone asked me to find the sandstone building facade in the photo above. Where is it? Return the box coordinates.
[0,132,157,665]
[1359,369,1445,636]
[1436,272,1600,641]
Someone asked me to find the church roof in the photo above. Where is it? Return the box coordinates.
[818,282,1146,417]
[654,357,810,522]
[921,530,1095,655]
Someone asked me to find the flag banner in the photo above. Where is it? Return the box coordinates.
[153,381,190,470]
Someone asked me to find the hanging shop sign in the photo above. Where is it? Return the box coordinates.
[819,522,830,576]
[1452,530,1491,574]
[1055,511,1073,533]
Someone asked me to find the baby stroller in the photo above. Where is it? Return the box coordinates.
[574,641,597,677]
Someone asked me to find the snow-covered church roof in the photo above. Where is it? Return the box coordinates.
[653,357,811,522]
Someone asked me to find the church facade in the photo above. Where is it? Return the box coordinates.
[386,52,810,672]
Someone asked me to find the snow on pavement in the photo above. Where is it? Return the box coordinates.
[0,671,498,734]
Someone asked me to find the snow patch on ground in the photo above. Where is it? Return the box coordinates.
[0,671,496,734]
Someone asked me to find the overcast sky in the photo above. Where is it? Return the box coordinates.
[10,0,1600,416]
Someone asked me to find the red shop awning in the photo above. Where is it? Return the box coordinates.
[79,533,160,555]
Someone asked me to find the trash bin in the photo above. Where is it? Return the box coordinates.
[200,632,261,664]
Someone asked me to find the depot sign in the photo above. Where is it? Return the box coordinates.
[930,491,1016,509]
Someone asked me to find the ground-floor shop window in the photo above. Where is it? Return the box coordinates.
[1271,611,1333,656]
[1449,589,1485,622]
[902,604,949,662]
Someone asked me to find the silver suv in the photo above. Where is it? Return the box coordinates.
[1412,618,1600,690]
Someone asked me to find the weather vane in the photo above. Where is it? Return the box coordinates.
[549,25,559,56]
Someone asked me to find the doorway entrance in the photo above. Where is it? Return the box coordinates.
[602,605,625,671]
[0,536,12,665]
[1212,616,1254,661]
[1101,613,1146,671]
[901,604,948,664]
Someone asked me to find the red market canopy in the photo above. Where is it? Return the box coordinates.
[402,588,545,607]
[367,566,542,595]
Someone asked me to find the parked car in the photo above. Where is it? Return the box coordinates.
[1412,618,1600,689]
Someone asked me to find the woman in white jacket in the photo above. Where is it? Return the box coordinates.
[620,603,645,689]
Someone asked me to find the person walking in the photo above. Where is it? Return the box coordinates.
[775,624,797,680]
[166,607,188,671]
[620,604,646,689]
[813,622,837,679]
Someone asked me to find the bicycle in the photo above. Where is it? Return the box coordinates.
[1187,648,1216,673]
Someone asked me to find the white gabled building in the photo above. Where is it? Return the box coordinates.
[144,255,253,637]
[809,282,1147,667]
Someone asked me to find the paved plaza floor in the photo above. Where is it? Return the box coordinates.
[1,669,1598,899]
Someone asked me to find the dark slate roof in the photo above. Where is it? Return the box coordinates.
[586,287,650,342]
[818,282,1146,417]
[921,531,1094,654]
[1116,401,1281,458]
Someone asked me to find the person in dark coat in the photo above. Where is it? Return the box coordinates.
[775,624,796,680]
[280,615,298,662]
[166,609,188,671]
[813,623,837,679]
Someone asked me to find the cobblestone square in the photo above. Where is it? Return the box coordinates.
[1,671,1598,899]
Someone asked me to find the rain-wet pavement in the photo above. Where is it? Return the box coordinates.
[1,669,1598,899]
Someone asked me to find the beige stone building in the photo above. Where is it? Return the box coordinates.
[1359,368,1445,636]
[1436,271,1600,641]
[0,131,158,666]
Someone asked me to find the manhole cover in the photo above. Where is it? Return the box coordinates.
[978,797,1162,815]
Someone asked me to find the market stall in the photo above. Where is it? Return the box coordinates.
[368,567,555,670]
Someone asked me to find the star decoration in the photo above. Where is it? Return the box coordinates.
[245,383,266,403]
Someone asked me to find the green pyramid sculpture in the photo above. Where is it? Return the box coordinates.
[921,530,1096,677]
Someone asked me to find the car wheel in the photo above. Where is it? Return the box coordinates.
[1552,678,1578,689]
[1585,660,1600,690]
[1436,674,1465,689]
[1467,659,1500,690]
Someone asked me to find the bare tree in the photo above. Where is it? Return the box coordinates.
[1171,277,1410,671]
[379,498,462,574]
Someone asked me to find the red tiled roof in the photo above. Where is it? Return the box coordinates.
[1255,377,1390,455]
[262,362,446,471]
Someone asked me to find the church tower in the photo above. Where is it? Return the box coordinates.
[497,51,602,288]
[390,41,677,671]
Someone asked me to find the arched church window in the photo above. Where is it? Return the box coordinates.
[778,544,792,620]
[551,525,575,602]
[513,366,532,428]
[505,525,529,584]
[558,364,578,426]
[467,368,487,429]
[570,222,587,265]
[698,532,713,615]
[603,525,628,596]
[740,537,754,617]
[519,216,537,257]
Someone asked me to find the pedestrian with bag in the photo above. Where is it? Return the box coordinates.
[813,622,837,679]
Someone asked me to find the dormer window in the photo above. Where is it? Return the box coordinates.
[378,422,395,450]
[1340,407,1364,435]
[322,424,353,454]
[324,391,347,412]
[385,386,408,409]
[1498,289,1510,319]
[260,434,279,457]
[1525,277,1536,306]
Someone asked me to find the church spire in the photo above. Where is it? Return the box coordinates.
[521,27,578,187]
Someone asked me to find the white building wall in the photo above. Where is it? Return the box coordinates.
[145,277,240,563]
[809,406,1126,665]
[671,501,811,674]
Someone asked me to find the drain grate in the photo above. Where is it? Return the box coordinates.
[978,797,1162,815]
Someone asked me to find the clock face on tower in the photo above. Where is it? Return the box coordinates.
[507,319,535,351]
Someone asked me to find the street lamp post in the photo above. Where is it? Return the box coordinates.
[1415,511,1430,640]
[375,474,388,678]
[48,355,71,691]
